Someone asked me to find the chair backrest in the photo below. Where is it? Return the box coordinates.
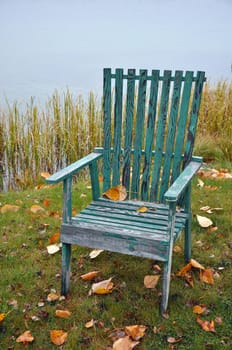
[102,68,206,203]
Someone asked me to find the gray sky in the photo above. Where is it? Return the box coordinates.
[0,0,231,105]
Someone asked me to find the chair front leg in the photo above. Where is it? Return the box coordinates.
[183,185,192,262]
[161,201,176,316]
[61,243,72,296]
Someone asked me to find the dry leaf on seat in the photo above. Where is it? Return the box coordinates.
[103,185,127,201]
[136,206,148,213]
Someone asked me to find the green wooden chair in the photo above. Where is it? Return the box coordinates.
[46,68,206,315]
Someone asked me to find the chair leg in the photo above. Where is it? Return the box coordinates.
[61,243,72,296]
[184,216,191,262]
[160,260,172,316]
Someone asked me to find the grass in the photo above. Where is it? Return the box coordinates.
[0,175,231,349]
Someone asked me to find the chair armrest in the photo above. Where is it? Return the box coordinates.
[164,160,202,202]
[45,152,103,184]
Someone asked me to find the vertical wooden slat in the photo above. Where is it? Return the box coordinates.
[150,70,171,201]
[171,71,194,183]
[112,69,123,186]
[122,69,136,191]
[159,71,183,201]
[141,70,159,201]
[103,68,112,192]
[89,161,100,200]
[131,69,147,199]
[63,177,72,223]
[184,71,206,166]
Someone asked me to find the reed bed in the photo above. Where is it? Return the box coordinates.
[0,81,231,191]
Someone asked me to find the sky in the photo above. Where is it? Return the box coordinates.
[0,0,231,106]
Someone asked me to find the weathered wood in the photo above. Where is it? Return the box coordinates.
[103,68,112,191]
[89,161,100,200]
[122,69,136,191]
[131,69,147,199]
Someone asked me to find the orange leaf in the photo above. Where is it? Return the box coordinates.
[125,325,147,340]
[55,310,71,318]
[177,262,192,276]
[43,199,51,207]
[112,335,139,350]
[136,206,148,213]
[80,271,100,281]
[16,330,34,345]
[50,330,68,345]
[196,317,216,332]
[193,305,207,315]
[200,269,214,284]
[103,185,127,201]
[0,313,5,324]
[49,232,60,244]
[144,275,160,289]
[30,205,45,214]
[184,272,194,287]
[0,204,20,213]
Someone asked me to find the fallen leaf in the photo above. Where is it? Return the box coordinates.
[190,259,205,270]
[177,262,192,276]
[199,269,214,284]
[208,226,218,233]
[196,215,213,228]
[173,245,182,253]
[50,330,68,346]
[90,278,114,295]
[80,270,100,281]
[0,313,5,323]
[103,185,127,201]
[47,243,61,255]
[125,325,147,340]
[136,206,148,213]
[196,317,216,333]
[47,292,60,302]
[80,193,87,198]
[197,179,204,188]
[49,232,60,244]
[0,204,20,213]
[167,336,182,344]
[55,310,71,318]
[16,330,34,345]
[85,319,95,328]
[43,199,51,207]
[215,316,222,324]
[193,305,208,315]
[112,335,139,350]
[41,172,51,179]
[204,185,218,191]
[200,206,211,212]
[30,205,45,214]
[184,272,194,287]
[89,249,104,259]
[31,315,40,322]
[144,275,160,289]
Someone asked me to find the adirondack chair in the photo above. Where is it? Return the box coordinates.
[46,68,206,315]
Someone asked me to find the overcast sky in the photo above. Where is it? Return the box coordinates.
[0,0,231,105]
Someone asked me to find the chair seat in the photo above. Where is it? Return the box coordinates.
[61,198,188,261]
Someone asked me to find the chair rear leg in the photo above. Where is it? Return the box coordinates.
[61,243,72,296]
[184,216,192,262]
[160,259,172,316]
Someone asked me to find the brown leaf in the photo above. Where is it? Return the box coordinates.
[196,317,216,332]
[43,199,51,207]
[125,325,147,340]
[16,330,34,345]
[30,205,45,214]
[196,215,213,228]
[167,336,182,344]
[80,271,100,281]
[55,310,71,318]
[89,278,114,295]
[184,272,194,287]
[136,206,148,213]
[50,330,68,345]
[47,292,60,302]
[144,275,160,289]
[190,259,205,270]
[173,245,182,253]
[112,336,139,350]
[49,232,60,244]
[177,262,192,276]
[199,269,214,284]
[103,185,127,201]
[0,204,20,213]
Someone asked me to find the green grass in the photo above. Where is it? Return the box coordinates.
[0,176,231,349]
